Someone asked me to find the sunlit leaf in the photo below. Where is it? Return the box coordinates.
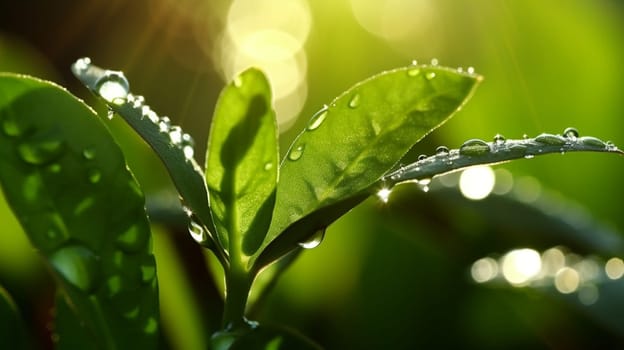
[205,68,278,258]
[256,65,481,267]
[0,74,159,349]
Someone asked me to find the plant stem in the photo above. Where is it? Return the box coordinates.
[221,262,253,330]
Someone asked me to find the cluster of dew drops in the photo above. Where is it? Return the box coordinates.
[377,126,617,204]
[73,58,196,161]
[73,58,208,247]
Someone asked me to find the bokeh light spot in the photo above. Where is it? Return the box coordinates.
[459,166,495,200]
[605,257,624,280]
[501,248,541,286]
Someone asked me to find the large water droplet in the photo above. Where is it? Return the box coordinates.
[288,144,305,161]
[459,139,490,156]
[348,93,361,109]
[578,136,606,148]
[50,244,99,292]
[435,146,449,156]
[188,219,208,244]
[563,127,579,139]
[535,133,565,146]
[307,106,328,131]
[493,134,506,146]
[18,138,64,165]
[417,154,427,161]
[425,71,436,80]
[95,71,130,103]
[116,224,146,253]
[298,228,326,249]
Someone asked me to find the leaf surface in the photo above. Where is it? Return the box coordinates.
[0,74,159,349]
[205,68,278,258]
[257,66,481,266]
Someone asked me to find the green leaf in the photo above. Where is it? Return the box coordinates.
[205,68,278,259]
[0,74,159,349]
[69,59,223,261]
[212,324,322,350]
[0,286,30,350]
[256,65,481,267]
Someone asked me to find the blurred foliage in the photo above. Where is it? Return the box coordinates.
[1,0,623,348]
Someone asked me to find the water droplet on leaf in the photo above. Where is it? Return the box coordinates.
[298,228,326,249]
[524,154,535,159]
[82,148,96,160]
[158,117,171,133]
[467,67,475,74]
[430,58,439,66]
[407,68,421,77]
[459,139,490,156]
[264,162,273,171]
[169,126,182,144]
[563,127,579,139]
[288,144,305,161]
[535,133,565,145]
[50,244,99,293]
[116,224,146,253]
[72,57,91,73]
[106,275,122,297]
[18,138,64,165]
[493,134,506,146]
[307,106,328,131]
[418,154,427,161]
[1,115,21,137]
[144,317,158,334]
[88,169,101,184]
[435,146,449,155]
[140,257,156,283]
[425,72,436,80]
[578,136,606,148]
[377,187,392,203]
[95,71,130,103]
[348,93,361,108]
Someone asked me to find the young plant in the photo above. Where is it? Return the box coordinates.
[0,58,621,348]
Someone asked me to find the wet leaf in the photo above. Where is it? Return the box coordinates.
[0,74,159,349]
[205,68,279,258]
[256,65,481,267]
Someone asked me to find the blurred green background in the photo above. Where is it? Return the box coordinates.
[1,0,624,348]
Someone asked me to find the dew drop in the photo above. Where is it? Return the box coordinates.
[430,58,439,66]
[142,107,159,123]
[72,57,91,73]
[95,71,130,103]
[493,134,506,146]
[467,67,475,74]
[307,106,328,131]
[106,108,115,120]
[105,275,122,297]
[457,67,464,73]
[116,224,147,253]
[158,117,171,133]
[50,244,99,293]
[459,139,490,156]
[288,144,305,161]
[188,219,208,245]
[18,139,64,165]
[535,133,566,146]
[131,94,145,108]
[348,93,361,109]
[407,68,421,77]
[563,127,579,139]
[524,154,535,159]
[169,126,183,144]
[578,136,606,148]
[417,154,428,161]
[144,317,158,334]
[377,187,392,203]
[435,146,449,155]
[82,148,96,160]
[140,257,156,284]
[1,116,21,137]
[411,59,418,65]
[183,146,194,160]
[88,169,101,184]
[264,162,273,171]
[523,134,529,140]
[425,71,436,80]
[298,228,326,249]
[418,178,432,193]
